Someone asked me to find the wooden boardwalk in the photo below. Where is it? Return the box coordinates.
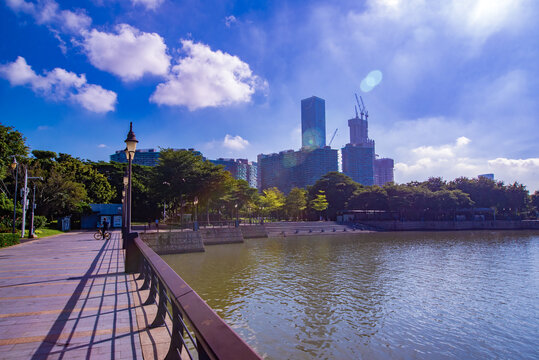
[0,231,144,359]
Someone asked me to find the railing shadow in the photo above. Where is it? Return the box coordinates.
[30,233,140,359]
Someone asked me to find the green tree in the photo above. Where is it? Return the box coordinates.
[309,172,360,220]
[258,187,285,219]
[153,149,230,223]
[54,153,114,204]
[37,169,88,218]
[31,150,57,160]
[229,179,258,215]
[504,182,529,217]
[531,191,539,217]
[0,125,29,181]
[285,187,307,220]
[347,186,389,210]
[310,190,329,220]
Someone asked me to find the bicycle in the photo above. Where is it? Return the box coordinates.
[94,230,111,240]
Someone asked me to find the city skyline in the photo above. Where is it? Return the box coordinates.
[2,0,539,191]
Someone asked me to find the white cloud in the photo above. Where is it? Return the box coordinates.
[37,125,49,131]
[223,134,249,150]
[82,24,170,81]
[6,0,91,34]
[150,40,267,110]
[5,0,35,13]
[396,136,479,180]
[445,0,527,44]
[0,56,117,113]
[131,0,164,10]
[394,137,539,191]
[98,144,107,148]
[225,15,237,27]
[488,158,539,190]
[72,84,117,113]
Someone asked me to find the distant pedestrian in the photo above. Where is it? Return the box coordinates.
[155,219,159,232]
[148,219,152,229]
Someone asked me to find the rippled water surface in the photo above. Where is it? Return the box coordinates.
[162,231,539,359]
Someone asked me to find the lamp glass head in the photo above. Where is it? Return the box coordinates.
[10,156,17,170]
[124,122,138,153]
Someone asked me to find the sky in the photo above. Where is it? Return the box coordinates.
[1,0,539,191]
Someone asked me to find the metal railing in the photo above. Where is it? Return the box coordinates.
[131,234,261,360]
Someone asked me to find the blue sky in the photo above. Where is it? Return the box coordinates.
[2,0,539,191]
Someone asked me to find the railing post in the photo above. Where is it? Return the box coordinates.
[125,232,141,273]
[143,272,157,305]
[136,259,145,280]
[149,279,167,328]
[164,305,183,360]
[139,261,150,290]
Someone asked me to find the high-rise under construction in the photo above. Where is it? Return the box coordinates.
[342,95,393,186]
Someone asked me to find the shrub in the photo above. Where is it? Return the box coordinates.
[0,233,19,248]
[33,216,48,229]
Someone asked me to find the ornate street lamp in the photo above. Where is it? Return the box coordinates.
[11,156,18,234]
[124,122,138,235]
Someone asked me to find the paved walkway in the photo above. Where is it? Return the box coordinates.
[0,231,144,359]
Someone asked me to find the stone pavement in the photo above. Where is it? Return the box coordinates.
[0,231,144,359]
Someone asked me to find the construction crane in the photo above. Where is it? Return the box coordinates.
[328,128,338,147]
[355,93,369,119]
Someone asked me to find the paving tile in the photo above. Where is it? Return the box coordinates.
[0,232,144,359]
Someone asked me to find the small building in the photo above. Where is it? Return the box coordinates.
[478,173,495,181]
[81,204,123,229]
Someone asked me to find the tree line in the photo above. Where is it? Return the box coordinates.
[2,124,539,232]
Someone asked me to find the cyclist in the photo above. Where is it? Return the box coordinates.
[102,218,109,239]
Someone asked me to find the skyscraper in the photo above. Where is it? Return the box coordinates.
[210,158,258,188]
[342,109,375,185]
[258,96,338,193]
[341,96,395,186]
[301,96,326,149]
[258,148,338,193]
[374,158,394,186]
[110,148,161,166]
[348,114,369,145]
[342,143,375,186]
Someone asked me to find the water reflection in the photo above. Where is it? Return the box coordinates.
[163,231,539,359]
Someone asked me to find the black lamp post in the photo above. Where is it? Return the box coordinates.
[11,156,18,234]
[124,123,139,274]
[124,122,138,235]
[121,172,128,242]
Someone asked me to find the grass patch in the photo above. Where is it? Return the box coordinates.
[19,227,65,239]
[0,233,20,248]
[34,228,65,238]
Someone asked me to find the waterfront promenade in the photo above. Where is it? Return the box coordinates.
[0,231,145,359]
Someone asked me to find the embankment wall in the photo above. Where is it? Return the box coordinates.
[200,228,244,245]
[358,220,539,231]
[241,225,268,238]
[140,231,204,254]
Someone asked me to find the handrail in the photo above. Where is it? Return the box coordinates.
[133,235,261,360]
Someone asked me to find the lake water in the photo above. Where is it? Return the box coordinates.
[162,231,539,359]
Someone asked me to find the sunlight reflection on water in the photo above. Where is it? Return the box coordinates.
[163,231,539,359]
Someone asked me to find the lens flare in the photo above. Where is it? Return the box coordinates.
[360,70,383,92]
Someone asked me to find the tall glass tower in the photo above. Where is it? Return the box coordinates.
[301,96,326,149]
